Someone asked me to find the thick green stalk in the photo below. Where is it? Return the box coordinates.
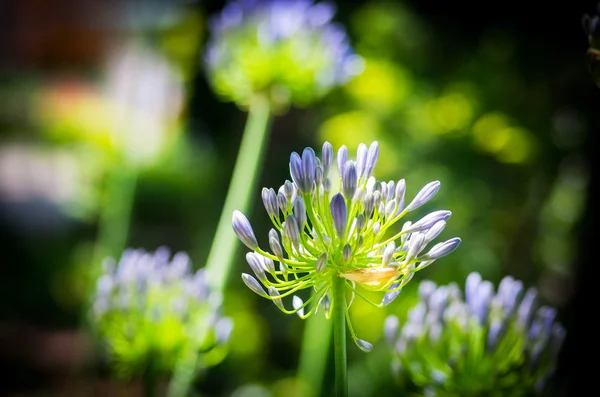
[332,275,348,397]
[297,300,333,397]
[204,96,272,294]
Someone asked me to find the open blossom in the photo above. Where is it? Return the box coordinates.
[204,0,363,110]
[384,273,566,396]
[232,141,460,351]
[90,247,233,377]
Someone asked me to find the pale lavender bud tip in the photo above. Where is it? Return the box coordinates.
[384,315,400,344]
[418,280,437,301]
[406,210,452,233]
[300,147,317,193]
[423,237,461,260]
[289,152,305,193]
[322,141,333,176]
[342,161,357,199]
[241,273,268,297]
[405,181,441,212]
[293,295,305,317]
[382,286,402,306]
[356,338,373,353]
[364,141,379,178]
[232,210,258,249]
[337,145,348,174]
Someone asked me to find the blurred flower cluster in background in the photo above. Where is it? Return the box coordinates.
[0,0,597,396]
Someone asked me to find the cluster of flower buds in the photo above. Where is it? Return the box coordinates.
[204,0,363,110]
[384,273,566,396]
[90,247,233,376]
[232,140,460,351]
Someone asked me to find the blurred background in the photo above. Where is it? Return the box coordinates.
[0,0,597,396]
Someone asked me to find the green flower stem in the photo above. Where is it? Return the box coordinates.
[297,309,333,397]
[204,96,273,294]
[92,163,138,282]
[332,274,348,397]
[167,347,199,397]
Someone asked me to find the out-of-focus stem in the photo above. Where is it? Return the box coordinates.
[91,164,138,283]
[297,301,332,397]
[204,96,272,294]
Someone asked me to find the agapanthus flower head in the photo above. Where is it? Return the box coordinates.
[204,0,363,110]
[90,247,232,377]
[233,141,460,351]
[384,273,566,396]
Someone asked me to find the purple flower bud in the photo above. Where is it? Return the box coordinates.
[300,147,317,193]
[549,323,566,357]
[293,295,304,317]
[337,145,348,175]
[355,213,366,233]
[277,190,287,213]
[517,288,538,327]
[364,141,379,178]
[322,141,333,176]
[385,199,396,218]
[269,237,284,261]
[246,252,267,283]
[424,221,446,243]
[342,244,352,262]
[289,151,303,190]
[537,306,557,336]
[268,286,285,310]
[215,317,234,345]
[356,338,373,352]
[316,252,328,272]
[421,237,461,260]
[232,210,258,249]
[263,256,275,273]
[293,196,307,231]
[320,295,331,318]
[383,242,396,266]
[429,287,449,314]
[406,210,452,233]
[419,280,437,301]
[382,283,402,306]
[472,281,494,324]
[262,187,279,218]
[386,180,395,202]
[342,160,357,199]
[323,177,332,194]
[405,233,426,263]
[241,273,268,297]
[395,179,406,213]
[283,214,300,250]
[384,315,400,344]
[283,180,295,201]
[405,181,441,212]
[487,319,505,351]
[364,192,375,218]
[465,272,482,307]
[330,193,347,239]
[356,143,368,178]
[315,165,323,186]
